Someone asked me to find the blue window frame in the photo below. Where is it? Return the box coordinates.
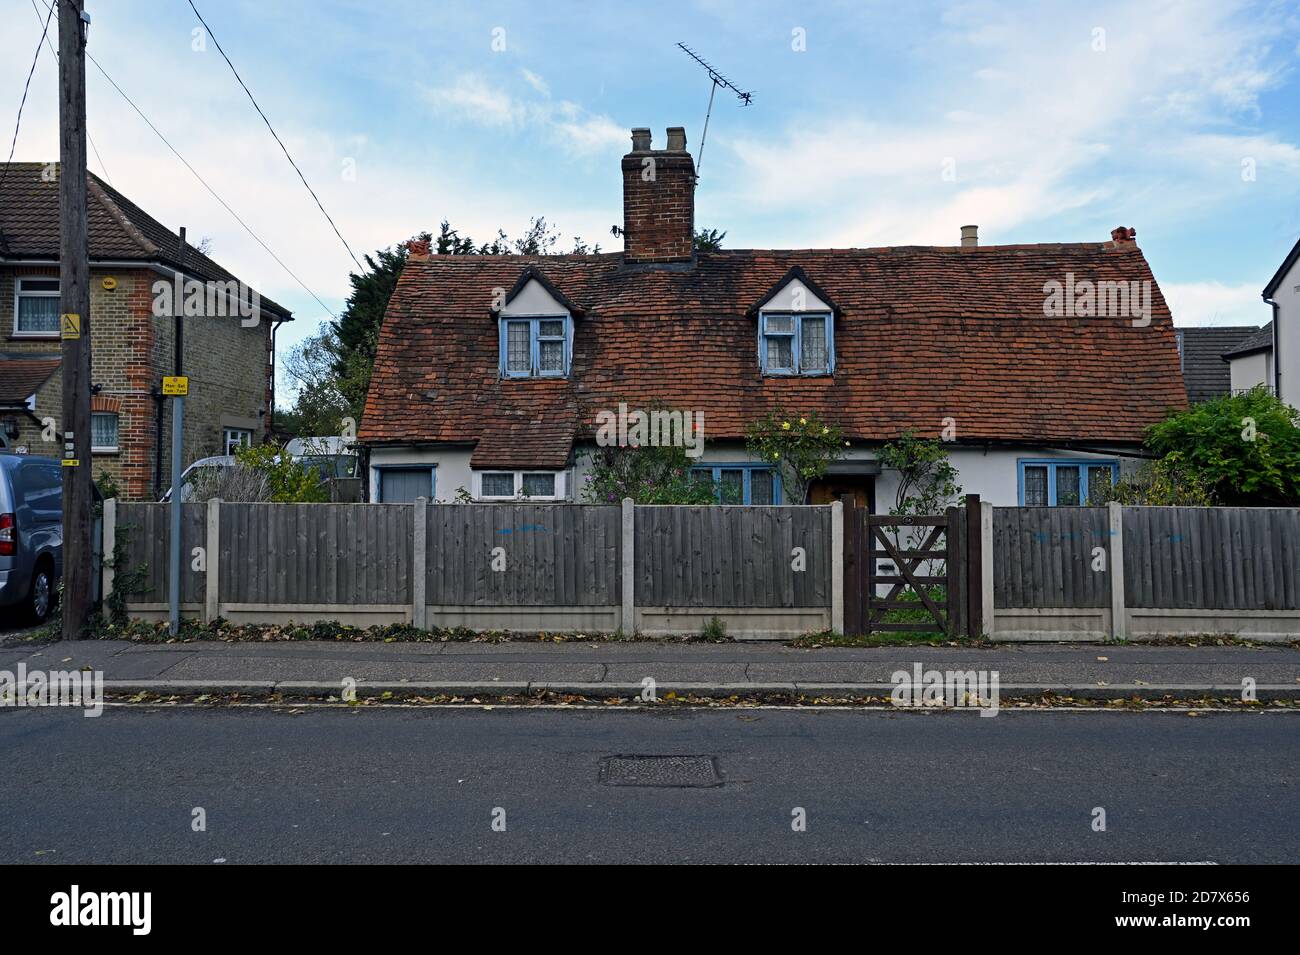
[758,311,834,376]
[376,465,436,503]
[1017,459,1119,506]
[499,315,572,378]
[690,464,782,505]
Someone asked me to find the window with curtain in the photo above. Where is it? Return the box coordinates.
[759,312,833,375]
[521,473,556,497]
[500,316,571,378]
[15,278,61,335]
[481,472,515,497]
[476,470,563,500]
[1019,460,1119,506]
[691,465,781,504]
[91,412,119,451]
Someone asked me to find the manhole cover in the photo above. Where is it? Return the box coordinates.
[599,755,722,788]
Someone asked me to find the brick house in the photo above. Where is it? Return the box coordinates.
[0,163,292,500]
[359,127,1187,510]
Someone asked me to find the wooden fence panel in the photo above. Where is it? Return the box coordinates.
[424,503,620,606]
[217,503,412,605]
[116,502,205,604]
[634,505,830,608]
[1123,506,1300,610]
[992,507,1110,609]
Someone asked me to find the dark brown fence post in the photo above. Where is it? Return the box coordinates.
[965,493,983,638]
[842,497,860,635]
[945,505,963,637]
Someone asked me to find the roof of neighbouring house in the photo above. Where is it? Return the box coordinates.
[1175,325,1261,403]
[1264,235,1300,299]
[1220,321,1274,361]
[359,242,1189,456]
[0,354,61,405]
[0,162,292,319]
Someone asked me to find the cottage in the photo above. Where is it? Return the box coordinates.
[359,127,1188,510]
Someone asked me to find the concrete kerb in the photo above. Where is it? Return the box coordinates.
[96,679,1300,703]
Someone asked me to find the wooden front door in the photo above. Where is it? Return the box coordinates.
[809,475,874,510]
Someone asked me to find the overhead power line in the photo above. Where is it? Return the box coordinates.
[26,0,113,186]
[29,0,337,319]
[0,0,55,201]
[185,0,366,274]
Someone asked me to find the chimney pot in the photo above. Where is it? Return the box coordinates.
[960,224,978,248]
[621,124,696,265]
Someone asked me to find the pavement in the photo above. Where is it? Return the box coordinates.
[3,638,1299,701]
[1,706,1295,863]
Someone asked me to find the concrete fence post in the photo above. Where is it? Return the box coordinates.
[965,494,983,637]
[830,500,844,634]
[412,497,428,629]
[204,497,221,623]
[980,501,994,638]
[621,497,635,634]
[1108,502,1126,639]
[101,497,116,621]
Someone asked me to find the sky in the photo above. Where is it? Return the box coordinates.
[3,0,1299,398]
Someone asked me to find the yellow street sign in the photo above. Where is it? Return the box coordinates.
[60,313,81,339]
[162,375,189,396]
[61,458,80,468]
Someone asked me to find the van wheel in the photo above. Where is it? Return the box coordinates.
[27,564,55,625]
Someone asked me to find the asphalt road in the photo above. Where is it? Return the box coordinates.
[1,706,1295,864]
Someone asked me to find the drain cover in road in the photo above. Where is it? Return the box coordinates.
[599,755,722,788]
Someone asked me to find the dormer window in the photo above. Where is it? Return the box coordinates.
[747,266,839,378]
[759,312,833,375]
[501,315,572,378]
[495,267,583,379]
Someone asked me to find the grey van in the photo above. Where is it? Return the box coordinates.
[0,452,63,624]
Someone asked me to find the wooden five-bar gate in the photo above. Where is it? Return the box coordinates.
[841,494,984,638]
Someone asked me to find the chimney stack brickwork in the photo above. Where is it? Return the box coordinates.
[622,127,696,264]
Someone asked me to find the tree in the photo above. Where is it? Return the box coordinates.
[694,227,726,251]
[1142,386,1300,506]
[745,410,848,504]
[1104,458,1216,506]
[876,430,963,576]
[281,329,355,437]
[580,443,717,505]
[877,429,963,519]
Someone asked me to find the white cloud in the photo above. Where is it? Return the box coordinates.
[421,72,623,155]
[1163,281,1269,326]
[722,0,1300,248]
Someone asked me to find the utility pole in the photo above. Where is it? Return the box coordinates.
[59,0,94,640]
[168,227,187,636]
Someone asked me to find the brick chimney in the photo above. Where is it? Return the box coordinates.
[621,126,695,264]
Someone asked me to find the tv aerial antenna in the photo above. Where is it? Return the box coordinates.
[677,42,753,179]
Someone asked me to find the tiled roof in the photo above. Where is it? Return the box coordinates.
[1176,326,1261,403]
[0,162,291,319]
[1221,322,1273,360]
[360,244,1189,456]
[0,355,61,405]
